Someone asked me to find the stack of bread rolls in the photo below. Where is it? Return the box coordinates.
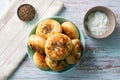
[27,19,83,72]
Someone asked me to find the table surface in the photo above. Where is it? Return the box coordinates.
[8,0,120,80]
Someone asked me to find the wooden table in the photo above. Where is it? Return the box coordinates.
[9,0,120,80]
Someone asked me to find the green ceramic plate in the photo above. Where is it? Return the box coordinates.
[27,16,85,73]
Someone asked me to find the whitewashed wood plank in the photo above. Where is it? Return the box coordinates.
[9,0,120,80]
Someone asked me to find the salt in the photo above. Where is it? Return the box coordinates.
[86,11,109,35]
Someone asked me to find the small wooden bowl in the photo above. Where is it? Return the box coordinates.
[83,6,116,39]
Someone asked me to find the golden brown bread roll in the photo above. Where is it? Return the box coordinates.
[61,21,79,39]
[45,56,67,71]
[36,19,62,39]
[66,39,83,64]
[27,35,46,53]
[45,33,73,61]
[33,51,49,70]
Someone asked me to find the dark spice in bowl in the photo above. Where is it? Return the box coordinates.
[17,4,36,21]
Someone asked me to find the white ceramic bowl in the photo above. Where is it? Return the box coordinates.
[83,6,116,39]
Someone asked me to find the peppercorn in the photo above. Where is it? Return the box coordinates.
[17,4,36,21]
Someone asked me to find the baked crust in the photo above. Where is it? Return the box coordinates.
[33,51,49,70]
[61,21,79,39]
[45,56,67,71]
[27,35,46,53]
[66,39,83,64]
[36,19,62,39]
[45,33,73,60]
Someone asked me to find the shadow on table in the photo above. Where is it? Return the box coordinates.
[8,22,120,80]
[88,22,120,45]
[57,6,66,16]
[54,22,120,79]
[76,22,120,70]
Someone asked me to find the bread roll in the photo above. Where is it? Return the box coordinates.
[33,51,49,70]
[27,35,46,53]
[36,19,62,39]
[45,56,67,71]
[45,33,73,60]
[61,21,79,39]
[66,39,83,64]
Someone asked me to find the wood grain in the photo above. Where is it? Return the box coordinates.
[9,0,120,80]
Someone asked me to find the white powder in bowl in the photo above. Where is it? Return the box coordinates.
[86,11,109,35]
